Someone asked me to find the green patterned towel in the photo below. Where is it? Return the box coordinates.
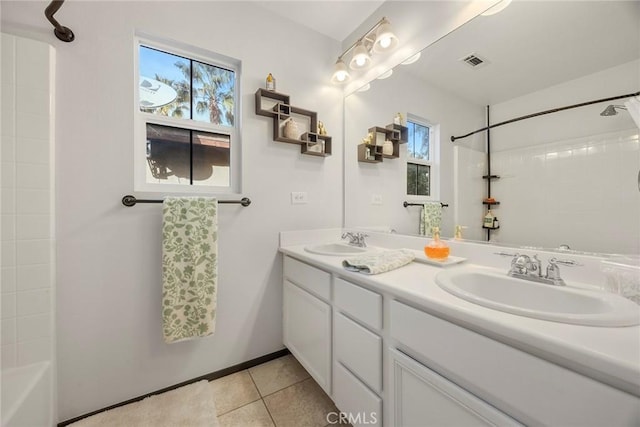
[343,249,415,275]
[162,197,217,343]
[419,202,442,236]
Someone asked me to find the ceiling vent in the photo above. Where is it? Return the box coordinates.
[460,53,490,69]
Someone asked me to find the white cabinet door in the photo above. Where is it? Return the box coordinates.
[389,348,521,427]
[283,279,332,394]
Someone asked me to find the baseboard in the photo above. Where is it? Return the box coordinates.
[57,348,290,426]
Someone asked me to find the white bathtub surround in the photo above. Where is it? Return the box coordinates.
[1,362,51,427]
[1,32,56,426]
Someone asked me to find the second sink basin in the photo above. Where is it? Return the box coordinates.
[304,243,369,256]
[436,267,640,327]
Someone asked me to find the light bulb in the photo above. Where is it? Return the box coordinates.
[336,71,347,82]
[379,36,391,49]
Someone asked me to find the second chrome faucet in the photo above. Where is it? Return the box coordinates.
[504,253,581,286]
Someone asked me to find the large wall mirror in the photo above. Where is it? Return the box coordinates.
[344,1,640,255]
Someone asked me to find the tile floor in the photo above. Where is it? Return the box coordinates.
[210,354,348,427]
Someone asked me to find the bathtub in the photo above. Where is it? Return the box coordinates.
[1,362,51,427]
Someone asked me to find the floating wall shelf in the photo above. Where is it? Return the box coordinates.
[255,88,331,157]
[357,123,408,163]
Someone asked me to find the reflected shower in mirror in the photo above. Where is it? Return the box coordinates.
[344,1,640,255]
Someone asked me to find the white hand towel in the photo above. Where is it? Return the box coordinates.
[343,249,415,275]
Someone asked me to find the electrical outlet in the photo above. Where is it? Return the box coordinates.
[371,194,383,205]
[291,192,308,204]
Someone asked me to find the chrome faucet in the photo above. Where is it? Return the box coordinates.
[342,232,368,248]
[506,254,581,286]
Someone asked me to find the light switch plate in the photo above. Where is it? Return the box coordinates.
[371,194,383,205]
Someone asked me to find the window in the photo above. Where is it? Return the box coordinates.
[406,115,439,198]
[135,37,240,193]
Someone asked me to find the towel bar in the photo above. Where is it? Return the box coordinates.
[122,195,251,207]
[403,201,448,208]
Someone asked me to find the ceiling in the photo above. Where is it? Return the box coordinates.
[254,1,385,42]
[403,1,640,106]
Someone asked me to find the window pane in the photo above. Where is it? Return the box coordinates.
[139,46,191,119]
[145,124,191,184]
[417,164,431,196]
[192,61,235,126]
[192,131,230,187]
[407,122,416,158]
[407,163,417,195]
[409,122,430,160]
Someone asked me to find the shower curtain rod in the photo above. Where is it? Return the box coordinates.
[122,195,252,207]
[45,0,74,42]
[450,91,640,142]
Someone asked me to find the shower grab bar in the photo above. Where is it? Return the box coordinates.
[122,195,251,207]
[403,201,448,208]
[45,0,75,42]
[450,91,640,142]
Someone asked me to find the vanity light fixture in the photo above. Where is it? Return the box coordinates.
[481,0,512,16]
[377,69,393,79]
[401,52,421,65]
[331,16,399,84]
[331,58,351,84]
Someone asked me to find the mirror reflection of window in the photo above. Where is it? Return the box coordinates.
[406,116,437,197]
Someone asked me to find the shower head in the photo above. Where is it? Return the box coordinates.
[600,104,627,116]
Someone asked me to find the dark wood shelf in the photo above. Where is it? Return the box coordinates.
[358,123,406,163]
[482,225,500,230]
[256,88,330,157]
[358,144,383,163]
[482,201,501,206]
[482,175,500,179]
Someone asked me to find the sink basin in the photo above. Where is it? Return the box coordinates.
[435,267,640,327]
[304,243,369,256]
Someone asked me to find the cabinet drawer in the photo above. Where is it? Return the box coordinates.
[333,362,382,427]
[335,312,382,393]
[284,256,331,300]
[389,348,520,427]
[390,300,640,426]
[334,277,382,330]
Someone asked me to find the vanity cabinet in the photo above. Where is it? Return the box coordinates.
[388,348,520,426]
[390,300,640,426]
[283,258,332,394]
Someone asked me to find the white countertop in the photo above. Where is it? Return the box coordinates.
[280,243,640,398]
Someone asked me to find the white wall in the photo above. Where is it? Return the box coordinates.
[1,1,343,421]
[1,32,56,423]
[458,60,640,253]
[344,67,485,237]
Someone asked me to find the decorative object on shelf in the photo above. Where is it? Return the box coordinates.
[318,121,328,135]
[383,139,394,156]
[331,16,399,84]
[255,88,332,157]
[283,118,299,140]
[266,73,276,91]
[483,210,500,229]
[357,123,408,163]
[393,112,404,126]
